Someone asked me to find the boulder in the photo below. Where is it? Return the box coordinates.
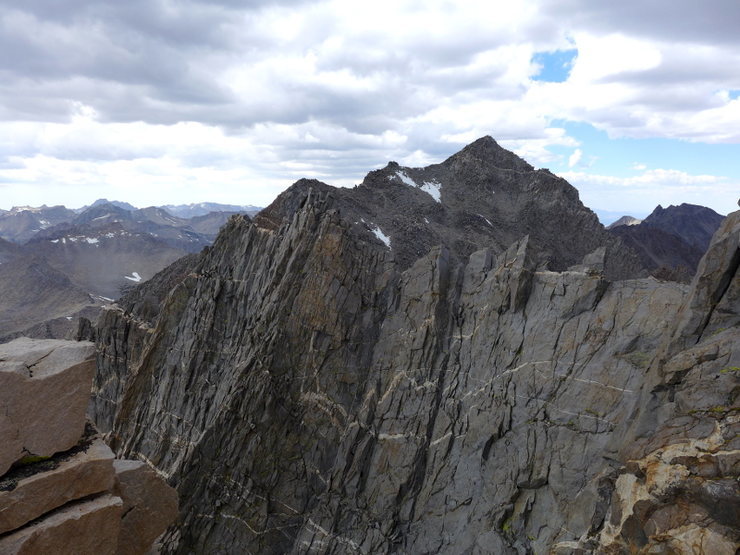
[0,338,95,476]
[113,460,179,555]
[0,438,115,534]
[0,494,122,555]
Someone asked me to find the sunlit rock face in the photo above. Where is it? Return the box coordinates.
[91,138,739,553]
[0,337,178,555]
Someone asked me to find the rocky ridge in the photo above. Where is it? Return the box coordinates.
[90,138,738,553]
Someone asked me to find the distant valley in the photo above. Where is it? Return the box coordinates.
[0,200,261,342]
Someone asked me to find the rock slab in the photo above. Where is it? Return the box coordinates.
[0,494,123,555]
[0,438,115,534]
[0,338,95,476]
[113,460,179,555]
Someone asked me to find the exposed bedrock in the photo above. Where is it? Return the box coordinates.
[91,156,738,552]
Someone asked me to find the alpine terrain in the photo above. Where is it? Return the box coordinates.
[90,137,738,553]
[0,201,259,343]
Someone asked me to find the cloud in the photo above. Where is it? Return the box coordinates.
[568,148,582,168]
[559,168,738,216]
[0,0,738,210]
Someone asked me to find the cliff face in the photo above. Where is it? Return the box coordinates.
[91,140,739,553]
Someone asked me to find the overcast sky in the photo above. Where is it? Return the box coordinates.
[0,0,738,222]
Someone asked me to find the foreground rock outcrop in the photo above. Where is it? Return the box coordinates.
[90,139,738,553]
[0,338,177,554]
[0,338,95,476]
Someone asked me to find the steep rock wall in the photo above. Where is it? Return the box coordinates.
[92,191,738,553]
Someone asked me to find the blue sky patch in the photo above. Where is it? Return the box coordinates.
[549,120,740,179]
[729,90,740,100]
[531,49,577,83]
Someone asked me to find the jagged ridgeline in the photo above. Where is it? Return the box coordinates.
[91,137,739,553]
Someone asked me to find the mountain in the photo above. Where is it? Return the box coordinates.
[0,205,77,243]
[161,202,262,218]
[0,255,100,342]
[606,215,642,229]
[0,199,261,342]
[183,211,242,240]
[0,203,214,342]
[609,203,725,282]
[26,225,189,300]
[0,236,19,264]
[86,198,138,212]
[88,138,738,553]
[641,203,725,250]
[256,137,644,279]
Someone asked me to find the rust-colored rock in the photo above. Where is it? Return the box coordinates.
[113,460,178,555]
[0,438,115,534]
[0,494,123,555]
[0,338,95,476]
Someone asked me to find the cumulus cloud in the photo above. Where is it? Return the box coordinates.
[0,0,738,210]
[560,168,738,216]
[568,148,582,168]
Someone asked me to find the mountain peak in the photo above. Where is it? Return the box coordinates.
[90,199,137,211]
[444,135,534,172]
[607,215,642,230]
[642,202,725,251]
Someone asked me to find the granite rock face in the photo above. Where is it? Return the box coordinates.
[90,140,738,553]
[0,338,95,475]
[0,337,179,555]
[113,459,179,555]
[0,494,123,555]
[0,438,115,534]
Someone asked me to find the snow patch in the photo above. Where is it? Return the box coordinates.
[420,180,441,203]
[394,171,417,187]
[424,217,429,224]
[50,239,60,244]
[84,237,99,244]
[478,214,493,227]
[371,226,391,248]
[124,271,142,283]
[391,170,442,203]
[360,218,391,248]
[65,316,73,321]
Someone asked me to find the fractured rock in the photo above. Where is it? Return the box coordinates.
[113,460,179,555]
[88,138,739,553]
[0,338,95,476]
[0,494,122,555]
[0,438,115,534]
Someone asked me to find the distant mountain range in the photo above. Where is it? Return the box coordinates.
[0,200,263,342]
[161,202,263,219]
[0,201,262,244]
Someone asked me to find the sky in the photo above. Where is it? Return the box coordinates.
[0,0,738,223]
